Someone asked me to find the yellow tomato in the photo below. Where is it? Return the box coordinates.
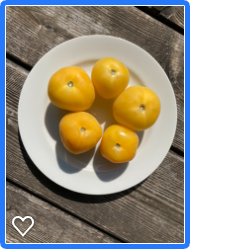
[113,86,161,131]
[59,112,102,154]
[100,125,139,163]
[91,57,129,99]
[48,67,95,112]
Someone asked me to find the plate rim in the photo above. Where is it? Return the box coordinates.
[18,35,177,195]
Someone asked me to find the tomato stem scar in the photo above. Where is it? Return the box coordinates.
[81,127,86,132]
[110,69,116,75]
[139,104,146,111]
[115,143,121,148]
[67,81,74,87]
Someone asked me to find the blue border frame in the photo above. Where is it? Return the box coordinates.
[2,2,190,248]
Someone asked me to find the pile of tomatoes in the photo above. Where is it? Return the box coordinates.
[48,57,161,163]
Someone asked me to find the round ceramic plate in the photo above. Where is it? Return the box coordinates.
[18,35,177,195]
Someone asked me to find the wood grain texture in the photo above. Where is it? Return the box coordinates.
[6,6,184,152]
[137,6,184,30]
[6,59,184,243]
[6,182,118,243]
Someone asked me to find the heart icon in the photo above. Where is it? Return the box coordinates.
[12,216,34,237]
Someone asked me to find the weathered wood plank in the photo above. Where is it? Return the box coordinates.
[6,182,119,243]
[6,6,184,152]
[6,60,184,243]
[137,6,184,31]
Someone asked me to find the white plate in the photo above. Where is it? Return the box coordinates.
[18,35,177,195]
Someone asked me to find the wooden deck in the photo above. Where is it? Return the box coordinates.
[6,6,184,243]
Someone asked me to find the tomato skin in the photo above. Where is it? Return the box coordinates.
[100,125,139,163]
[48,67,95,112]
[113,86,161,131]
[91,57,129,99]
[59,112,102,154]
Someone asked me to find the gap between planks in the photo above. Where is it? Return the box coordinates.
[136,6,184,35]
